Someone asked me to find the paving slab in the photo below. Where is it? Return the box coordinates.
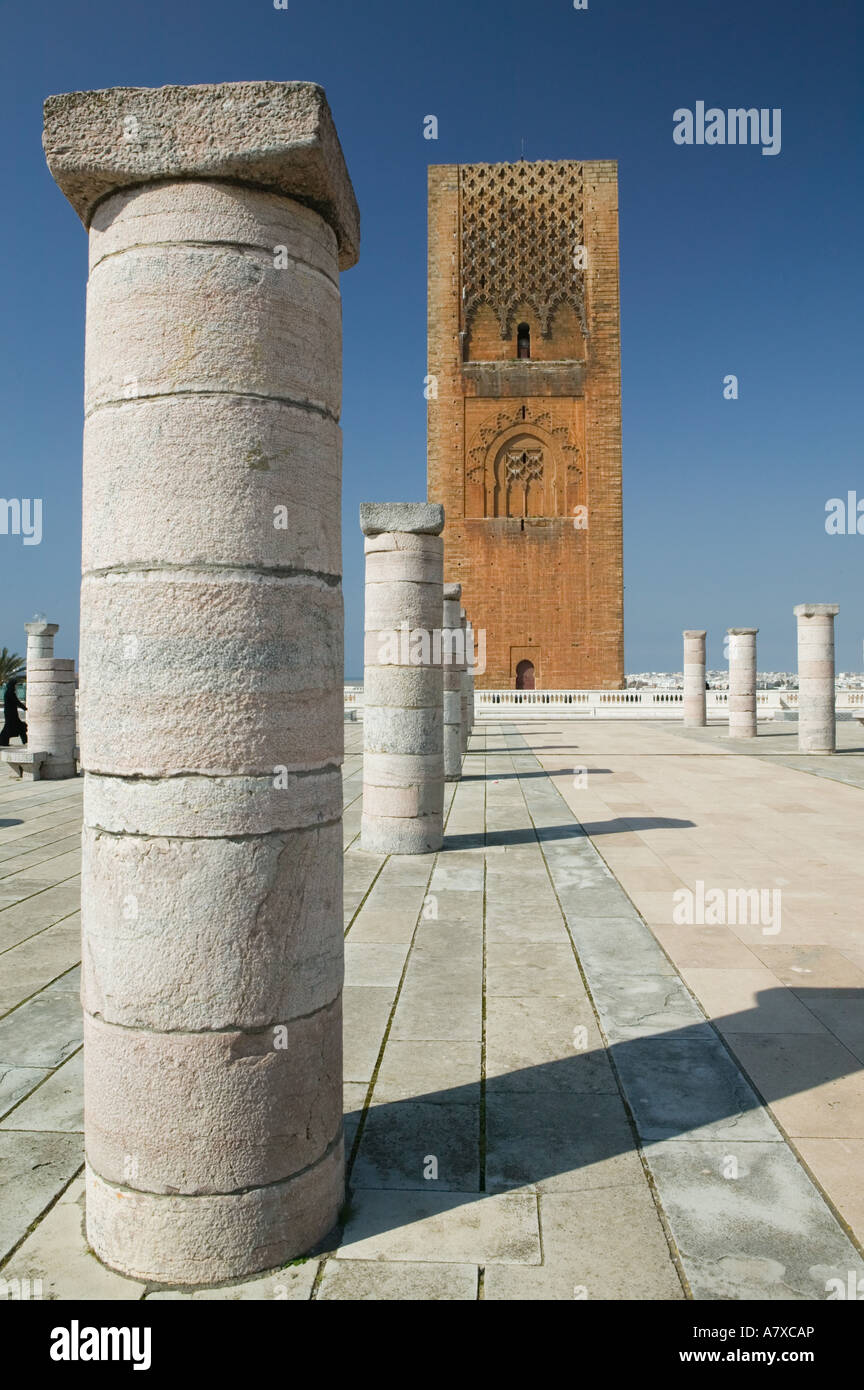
[317,1259,478,1300]
[0,1131,83,1262]
[336,1189,542,1265]
[0,1049,84,1132]
[643,1139,864,1300]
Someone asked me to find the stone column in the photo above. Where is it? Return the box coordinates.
[25,656,77,778]
[25,619,59,665]
[461,608,475,756]
[683,630,707,727]
[466,618,475,740]
[443,583,465,780]
[794,604,839,753]
[727,628,758,740]
[44,82,359,1285]
[360,503,444,854]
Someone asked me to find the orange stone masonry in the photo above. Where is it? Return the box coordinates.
[427,159,624,689]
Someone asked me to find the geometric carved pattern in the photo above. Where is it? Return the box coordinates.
[466,403,579,482]
[505,448,543,484]
[460,161,586,337]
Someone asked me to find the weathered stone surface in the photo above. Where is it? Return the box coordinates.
[359,502,444,536]
[83,399,341,577]
[84,238,341,418]
[84,1002,341,1192]
[81,823,343,1030]
[84,767,342,839]
[79,573,342,776]
[43,81,359,266]
[85,1141,344,1285]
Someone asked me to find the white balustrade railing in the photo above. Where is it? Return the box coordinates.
[344,685,864,721]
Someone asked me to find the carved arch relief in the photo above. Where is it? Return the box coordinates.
[492,433,550,517]
[464,403,581,519]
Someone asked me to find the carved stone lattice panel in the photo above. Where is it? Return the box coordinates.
[460,161,586,338]
[505,449,543,484]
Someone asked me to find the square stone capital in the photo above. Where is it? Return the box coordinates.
[443,583,462,601]
[727,628,758,636]
[683,630,706,639]
[25,621,59,638]
[43,81,360,268]
[793,604,839,618]
[359,502,445,537]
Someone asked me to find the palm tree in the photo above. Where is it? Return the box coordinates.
[0,649,25,687]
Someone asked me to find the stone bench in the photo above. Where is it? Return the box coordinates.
[1,749,51,780]
[1,747,80,781]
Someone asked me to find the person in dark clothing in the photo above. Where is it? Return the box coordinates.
[0,679,26,746]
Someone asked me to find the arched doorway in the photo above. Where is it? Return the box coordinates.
[515,660,535,690]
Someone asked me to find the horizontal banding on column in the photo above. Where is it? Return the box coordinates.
[362,706,442,755]
[89,182,339,281]
[363,550,444,586]
[85,768,342,838]
[81,820,342,1030]
[363,581,444,630]
[79,571,342,775]
[83,997,342,1193]
[361,781,444,818]
[85,1139,344,1285]
[84,241,341,420]
[83,397,341,576]
[360,814,443,855]
[362,751,445,786]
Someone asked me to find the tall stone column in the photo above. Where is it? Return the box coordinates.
[727,628,758,740]
[683,630,707,727]
[360,503,444,854]
[44,82,359,1285]
[794,604,839,753]
[443,583,465,780]
[25,619,59,665]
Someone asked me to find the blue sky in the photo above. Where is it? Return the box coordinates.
[0,0,861,678]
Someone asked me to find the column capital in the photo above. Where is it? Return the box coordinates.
[25,621,59,638]
[43,80,360,268]
[793,604,839,618]
[443,583,462,602]
[359,502,444,536]
[727,628,758,636]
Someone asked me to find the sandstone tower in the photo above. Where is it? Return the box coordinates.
[427,159,624,689]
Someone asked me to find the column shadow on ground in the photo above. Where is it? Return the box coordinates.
[442,817,695,849]
[460,769,614,782]
[339,988,864,1244]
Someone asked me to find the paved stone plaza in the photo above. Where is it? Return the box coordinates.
[1,718,863,1300]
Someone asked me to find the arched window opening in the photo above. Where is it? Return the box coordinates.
[517,322,531,359]
[515,660,535,690]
